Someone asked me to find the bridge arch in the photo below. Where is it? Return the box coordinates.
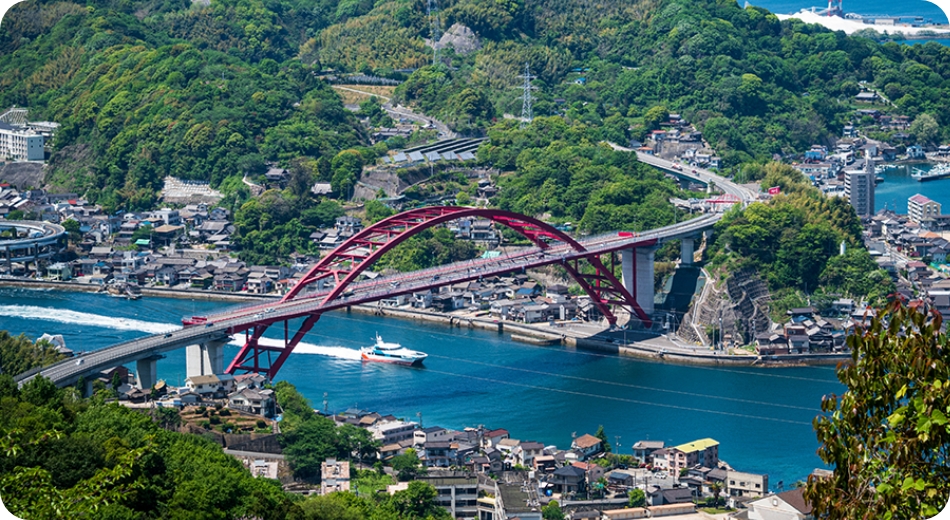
[229,206,652,377]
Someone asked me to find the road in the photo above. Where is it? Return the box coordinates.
[19,153,757,388]
[330,84,457,140]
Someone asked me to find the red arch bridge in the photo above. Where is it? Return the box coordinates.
[18,206,722,389]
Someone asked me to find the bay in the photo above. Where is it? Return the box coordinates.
[749,0,948,24]
[0,287,844,488]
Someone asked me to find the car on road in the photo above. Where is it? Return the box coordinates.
[265,307,275,313]
[164,333,172,338]
[75,358,84,366]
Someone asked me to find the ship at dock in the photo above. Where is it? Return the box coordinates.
[912,163,950,182]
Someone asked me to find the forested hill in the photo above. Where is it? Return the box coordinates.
[0,0,364,210]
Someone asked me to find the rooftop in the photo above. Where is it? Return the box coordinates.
[673,438,719,453]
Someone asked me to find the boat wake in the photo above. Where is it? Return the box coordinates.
[288,343,362,361]
[230,337,360,360]
[0,305,177,335]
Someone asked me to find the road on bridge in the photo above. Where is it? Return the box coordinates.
[19,159,756,388]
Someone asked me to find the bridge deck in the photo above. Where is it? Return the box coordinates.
[19,159,754,388]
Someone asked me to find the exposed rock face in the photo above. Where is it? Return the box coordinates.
[435,23,481,55]
[0,161,45,190]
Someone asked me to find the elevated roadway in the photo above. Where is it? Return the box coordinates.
[0,220,67,264]
[18,157,757,388]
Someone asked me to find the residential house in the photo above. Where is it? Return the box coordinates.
[421,441,457,468]
[746,488,814,520]
[548,465,587,495]
[321,459,351,494]
[632,440,664,464]
[647,487,694,506]
[368,420,416,445]
[227,387,276,417]
[571,434,603,460]
[185,374,235,396]
[415,426,452,446]
[726,470,769,498]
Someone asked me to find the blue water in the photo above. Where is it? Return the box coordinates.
[0,287,845,487]
[750,0,948,24]
[875,164,950,213]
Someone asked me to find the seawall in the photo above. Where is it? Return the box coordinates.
[0,279,849,368]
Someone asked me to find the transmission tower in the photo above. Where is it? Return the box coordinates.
[427,0,441,67]
[519,63,536,129]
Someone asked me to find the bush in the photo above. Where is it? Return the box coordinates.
[256,419,267,429]
[199,420,211,430]
[209,416,221,425]
[215,403,223,411]
[197,406,206,414]
[219,409,231,416]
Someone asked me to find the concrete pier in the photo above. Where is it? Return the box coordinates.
[681,238,695,265]
[621,247,657,323]
[186,339,227,378]
[136,355,163,390]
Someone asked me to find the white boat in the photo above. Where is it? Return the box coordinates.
[360,334,427,366]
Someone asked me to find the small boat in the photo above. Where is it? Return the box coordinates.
[360,334,427,366]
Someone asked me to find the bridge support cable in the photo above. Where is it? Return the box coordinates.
[223,206,658,378]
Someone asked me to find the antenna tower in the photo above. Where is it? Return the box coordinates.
[519,63,536,129]
[427,0,441,67]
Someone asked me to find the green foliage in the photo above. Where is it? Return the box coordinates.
[594,425,611,453]
[274,382,380,480]
[709,162,889,301]
[390,448,424,482]
[0,332,69,378]
[542,499,565,520]
[806,303,950,519]
[628,488,646,507]
[375,228,478,272]
[0,375,294,519]
[232,191,343,265]
[0,0,360,210]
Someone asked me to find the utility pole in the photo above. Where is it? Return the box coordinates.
[519,63,536,129]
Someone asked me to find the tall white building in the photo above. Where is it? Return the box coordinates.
[0,122,44,161]
[845,159,875,218]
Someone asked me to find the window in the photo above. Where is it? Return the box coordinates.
[730,481,735,485]
[755,483,761,488]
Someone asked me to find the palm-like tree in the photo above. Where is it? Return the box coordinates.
[709,480,723,507]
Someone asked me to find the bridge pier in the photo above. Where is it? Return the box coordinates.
[186,339,227,378]
[136,355,164,390]
[681,238,695,265]
[621,246,657,325]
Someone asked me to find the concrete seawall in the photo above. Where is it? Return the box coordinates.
[1,279,849,368]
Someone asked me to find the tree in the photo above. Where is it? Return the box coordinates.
[909,113,939,146]
[709,480,723,507]
[805,303,950,519]
[110,372,122,394]
[390,448,424,481]
[542,499,565,520]
[628,488,646,507]
[594,425,611,453]
[385,481,449,519]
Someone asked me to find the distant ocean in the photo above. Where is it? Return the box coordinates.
[749,0,949,24]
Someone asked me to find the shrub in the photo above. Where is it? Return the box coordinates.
[219,408,231,416]
[256,419,267,429]
[209,416,221,425]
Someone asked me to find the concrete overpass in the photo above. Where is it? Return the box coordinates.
[17,166,756,388]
